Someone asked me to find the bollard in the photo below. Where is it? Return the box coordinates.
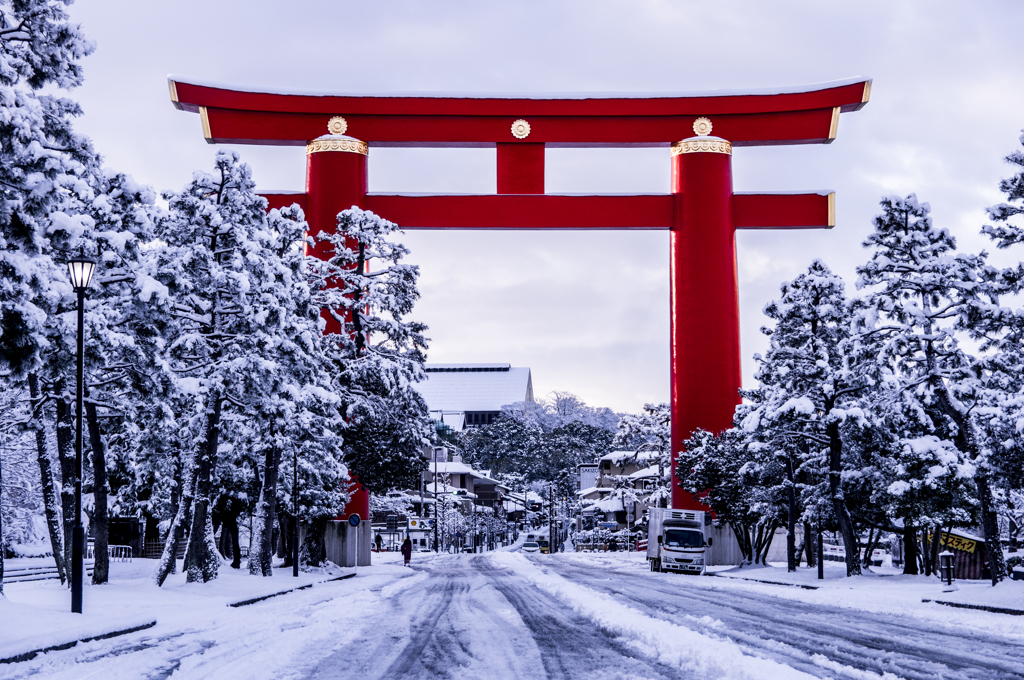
[939,550,957,592]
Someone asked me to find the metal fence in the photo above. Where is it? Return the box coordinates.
[85,543,134,562]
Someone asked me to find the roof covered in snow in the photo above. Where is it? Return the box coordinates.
[600,450,658,464]
[629,465,660,479]
[416,364,533,413]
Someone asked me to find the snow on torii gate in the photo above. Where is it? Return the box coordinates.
[168,76,871,511]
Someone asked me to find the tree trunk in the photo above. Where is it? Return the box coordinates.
[862,528,880,569]
[279,509,293,566]
[184,396,222,583]
[903,523,919,575]
[222,512,241,569]
[54,390,76,580]
[28,374,65,584]
[826,417,860,576]
[166,454,183,576]
[975,474,1007,585]
[786,458,797,572]
[804,520,816,567]
[927,524,944,577]
[155,459,194,587]
[732,522,753,565]
[301,516,329,567]
[0,444,4,594]
[248,445,281,577]
[84,389,108,585]
[754,520,777,565]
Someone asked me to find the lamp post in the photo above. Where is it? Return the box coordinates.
[67,250,96,614]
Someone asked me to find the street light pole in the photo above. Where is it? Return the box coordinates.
[67,251,96,614]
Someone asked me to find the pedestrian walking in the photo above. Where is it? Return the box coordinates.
[401,537,413,566]
[375,533,383,552]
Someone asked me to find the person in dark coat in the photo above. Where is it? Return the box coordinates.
[401,537,413,566]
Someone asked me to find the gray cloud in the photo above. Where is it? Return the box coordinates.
[66,0,1024,412]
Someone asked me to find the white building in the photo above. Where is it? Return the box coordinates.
[415,363,534,431]
[577,462,598,492]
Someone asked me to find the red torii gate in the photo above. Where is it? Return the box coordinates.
[169,76,870,511]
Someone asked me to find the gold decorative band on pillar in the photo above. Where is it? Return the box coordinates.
[671,137,732,156]
[306,136,369,156]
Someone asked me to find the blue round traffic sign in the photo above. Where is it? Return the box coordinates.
[348,515,361,527]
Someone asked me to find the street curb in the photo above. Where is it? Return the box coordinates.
[228,572,356,608]
[0,621,157,664]
[921,598,1024,616]
[707,573,820,590]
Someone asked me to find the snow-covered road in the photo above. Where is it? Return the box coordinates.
[542,557,1024,679]
[302,555,691,680]
[3,552,1023,679]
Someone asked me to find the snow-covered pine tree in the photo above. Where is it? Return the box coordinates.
[854,195,1009,584]
[310,207,431,498]
[238,204,347,576]
[975,131,1024,567]
[614,403,671,508]
[678,428,778,566]
[152,153,331,584]
[459,416,542,479]
[0,0,95,585]
[45,171,166,585]
[740,261,865,575]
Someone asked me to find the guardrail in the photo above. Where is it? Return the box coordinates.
[85,544,134,562]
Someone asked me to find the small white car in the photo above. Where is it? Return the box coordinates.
[522,541,540,553]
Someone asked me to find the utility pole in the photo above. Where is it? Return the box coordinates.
[434,448,439,553]
[548,484,555,554]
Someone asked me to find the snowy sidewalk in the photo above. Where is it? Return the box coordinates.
[0,557,359,668]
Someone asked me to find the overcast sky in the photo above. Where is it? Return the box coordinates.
[64,0,1024,413]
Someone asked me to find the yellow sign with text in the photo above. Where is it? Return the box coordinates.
[939,532,977,554]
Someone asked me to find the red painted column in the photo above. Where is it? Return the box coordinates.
[497,143,544,194]
[305,127,371,521]
[305,132,368,333]
[669,132,742,510]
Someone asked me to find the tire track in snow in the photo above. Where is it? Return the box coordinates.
[544,559,1024,679]
[475,556,689,680]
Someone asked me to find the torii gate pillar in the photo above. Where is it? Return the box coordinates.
[670,128,740,510]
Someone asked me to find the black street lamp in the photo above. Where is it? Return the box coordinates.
[67,249,96,614]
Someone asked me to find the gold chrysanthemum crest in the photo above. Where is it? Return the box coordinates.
[327,116,348,135]
[692,117,713,136]
[511,119,531,139]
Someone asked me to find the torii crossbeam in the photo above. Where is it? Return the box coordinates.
[170,76,870,511]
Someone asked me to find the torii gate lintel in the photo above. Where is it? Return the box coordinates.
[170,77,870,512]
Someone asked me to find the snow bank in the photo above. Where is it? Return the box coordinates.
[0,597,155,663]
[488,552,813,680]
[557,552,1024,640]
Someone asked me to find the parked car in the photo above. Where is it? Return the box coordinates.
[522,542,540,553]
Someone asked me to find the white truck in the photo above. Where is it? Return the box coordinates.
[646,508,711,574]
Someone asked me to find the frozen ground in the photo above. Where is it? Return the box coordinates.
[2,550,1023,679]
